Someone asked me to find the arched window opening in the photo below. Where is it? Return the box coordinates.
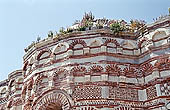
[53,44,67,55]
[37,51,51,65]
[122,41,135,55]
[16,78,24,89]
[152,31,167,47]
[89,40,101,54]
[34,76,49,95]
[9,80,15,94]
[53,69,68,87]
[45,102,63,110]
[107,42,117,53]
[53,43,68,60]
[73,44,84,55]
[0,88,6,97]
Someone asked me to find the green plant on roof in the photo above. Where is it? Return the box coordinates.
[59,27,65,34]
[59,27,74,34]
[66,28,73,33]
[77,26,86,31]
[110,22,126,34]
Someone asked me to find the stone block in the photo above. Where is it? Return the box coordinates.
[101,74,108,81]
[83,48,90,54]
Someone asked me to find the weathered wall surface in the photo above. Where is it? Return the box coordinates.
[0,16,170,110]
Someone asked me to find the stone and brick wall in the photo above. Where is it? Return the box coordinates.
[0,15,170,110]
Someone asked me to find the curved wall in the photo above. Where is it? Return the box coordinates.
[0,16,170,110]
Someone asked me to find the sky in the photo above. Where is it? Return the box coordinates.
[0,0,169,81]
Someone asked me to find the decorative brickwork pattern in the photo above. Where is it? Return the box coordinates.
[109,87,138,101]
[70,39,87,49]
[155,58,170,71]
[34,74,49,96]
[79,106,98,110]
[89,65,104,74]
[104,38,120,47]
[140,63,154,76]
[106,64,121,76]
[146,86,157,100]
[53,68,68,87]
[71,66,87,76]
[1,13,170,110]
[13,98,23,106]
[123,66,138,78]
[160,82,170,96]
[73,86,102,100]
[114,106,133,110]
[33,91,71,110]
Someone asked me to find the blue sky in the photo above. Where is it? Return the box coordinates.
[0,0,169,81]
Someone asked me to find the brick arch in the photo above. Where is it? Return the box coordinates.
[21,83,27,98]
[121,40,136,49]
[88,39,103,47]
[52,42,69,54]
[17,77,24,83]
[114,106,134,110]
[34,74,48,85]
[27,78,34,90]
[105,64,121,76]
[53,68,68,78]
[71,66,87,76]
[138,37,148,48]
[23,61,29,71]
[13,98,23,106]
[32,89,73,110]
[8,79,15,88]
[89,65,104,73]
[152,30,167,41]
[70,39,87,49]
[34,74,49,96]
[36,48,52,61]
[104,38,120,47]
[140,62,154,76]
[79,106,98,110]
[154,58,170,70]
[1,87,6,95]
[53,68,68,86]
[6,99,13,109]
[123,66,138,78]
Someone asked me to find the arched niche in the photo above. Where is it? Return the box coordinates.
[121,40,136,55]
[122,40,136,49]
[152,29,167,47]
[0,88,6,97]
[52,42,69,60]
[16,78,24,89]
[53,43,69,54]
[52,68,68,87]
[23,61,29,72]
[107,42,117,53]
[88,39,103,54]
[70,39,87,49]
[29,56,35,70]
[152,31,167,41]
[72,43,84,55]
[104,39,120,53]
[9,80,15,92]
[34,74,49,96]
[37,49,51,65]
[32,89,73,110]
[89,65,104,75]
